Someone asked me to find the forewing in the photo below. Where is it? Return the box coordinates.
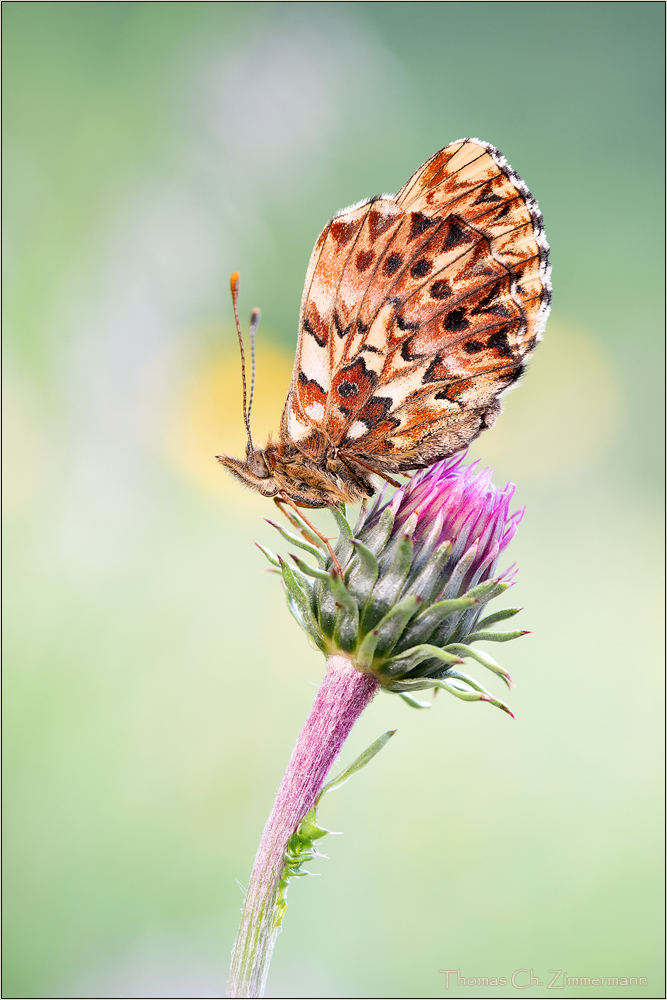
[281,196,402,454]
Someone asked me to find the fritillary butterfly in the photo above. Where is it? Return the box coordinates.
[218,138,551,510]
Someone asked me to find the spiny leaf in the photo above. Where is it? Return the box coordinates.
[255,542,280,568]
[475,607,523,630]
[290,553,331,582]
[386,643,464,675]
[279,559,321,647]
[319,730,396,799]
[398,692,432,709]
[265,519,326,565]
[327,503,354,564]
[444,642,513,687]
[372,594,422,657]
[465,629,530,644]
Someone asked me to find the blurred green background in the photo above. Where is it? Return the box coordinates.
[3,3,664,998]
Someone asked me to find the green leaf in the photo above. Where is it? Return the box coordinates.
[329,570,357,612]
[432,676,514,716]
[319,730,396,799]
[346,540,379,602]
[383,677,440,693]
[355,628,380,670]
[385,642,464,677]
[465,629,529,644]
[475,607,522,630]
[281,508,329,553]
[327,503,354,565]
[442,579,514,645]
[290,554,331,582]
[286,594,325,650]
[297,806,331,842]
[279,559,322,647]
[395,596,477,651]
[330,571,360,652]
[362,532,413,631]
[403,539,452,604]
[439,539,479,600]
[462,578,512,603]
[314,578,338,641]
[398,692,432,709]
[444,642,512,687]
[372,594,422,657]
[385,677,513,716]
[358,505,394,556]
[265,518,326,566]
[255,542,280,568]
[352,498,370,534]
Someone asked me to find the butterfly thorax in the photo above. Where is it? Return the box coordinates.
[217,438,375,507]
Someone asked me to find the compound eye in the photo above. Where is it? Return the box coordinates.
[247,450,270,479]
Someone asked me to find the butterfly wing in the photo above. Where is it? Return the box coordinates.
[281,138,551,473]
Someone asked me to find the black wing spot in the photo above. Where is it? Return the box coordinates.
[423,354,442,383]
[354,394,395,430]
[400,336,422,361]
[442,217,472,251]
[470,282,510,317]
[333,312,351,339]
[338,380,359,398]
[298,371,325,393]
[383,253,403,276]
[470,282,501,313]
[303,317,326,347]
[473,185,503,205]
[409,212,439,241]
[464,340,483,354]
[396,314,420,332]
[487,329,513,357]
[430,279,451,299]
[504,363,525,383]
[433,386,464,408]
[410,258,432,279]
[356,249,374,272]
[443,308,469,332]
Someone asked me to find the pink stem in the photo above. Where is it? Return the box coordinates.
[227,655,379,998]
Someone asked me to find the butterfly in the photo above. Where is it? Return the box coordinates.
[218,138,551,514]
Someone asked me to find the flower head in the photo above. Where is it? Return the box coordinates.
[259,457,528,715]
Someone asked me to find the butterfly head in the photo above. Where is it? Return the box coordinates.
[217,448,279,497]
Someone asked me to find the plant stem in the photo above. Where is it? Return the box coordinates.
[227,654,379,998]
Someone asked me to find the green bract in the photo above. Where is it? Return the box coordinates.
[259,459,529,716]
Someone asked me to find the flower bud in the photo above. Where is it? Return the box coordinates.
[260,457,528,715]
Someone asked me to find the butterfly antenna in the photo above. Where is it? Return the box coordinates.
[229,272,254,453]
[247,307,261,430]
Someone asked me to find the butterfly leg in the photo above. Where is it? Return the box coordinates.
[273,496,307,534]
[338,451,403,490]
[275,493,343,577]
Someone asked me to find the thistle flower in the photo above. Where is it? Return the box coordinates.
[229,459,528,997]
[261,454,526,715]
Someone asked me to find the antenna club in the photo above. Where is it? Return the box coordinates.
[230,272,240,297]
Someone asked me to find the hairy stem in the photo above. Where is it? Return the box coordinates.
[227,654,379,998]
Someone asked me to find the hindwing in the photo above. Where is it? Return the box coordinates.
[281,138,551,473]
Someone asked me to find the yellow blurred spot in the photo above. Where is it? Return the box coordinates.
[168,329,293,501]
[171,319,622,501]
[468,320,623,482]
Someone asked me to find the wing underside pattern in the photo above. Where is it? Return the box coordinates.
[281,139,551,473]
